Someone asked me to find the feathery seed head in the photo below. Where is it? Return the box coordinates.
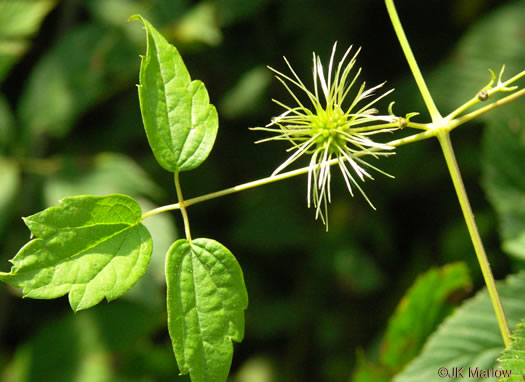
[253,43,402,228]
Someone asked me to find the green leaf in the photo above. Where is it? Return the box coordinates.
[0,158,20,237]
[219,66,271,119]
[0,0,57,83]
[498,318,525,381]
[166,238,248,382]
[0,93,14,151]
[0,194,152,312]
[216,0,269,26]
[393,272,525,382]
[17,24,138,138]
[427,1,525,113]
[353,351,391,382]
[1,301,164,382]
[482,107,525,261]
[381,262,471,370]
[352,263,471,381]
[43,153,164,206]
[173,2,222,46]
[131,14,219,173]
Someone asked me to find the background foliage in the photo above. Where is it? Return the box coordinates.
[0,0,523,381]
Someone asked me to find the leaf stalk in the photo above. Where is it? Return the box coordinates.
[174,172,192,243]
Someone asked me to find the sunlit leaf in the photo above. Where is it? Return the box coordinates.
[131,14,218,173]
[0,194,152,312]
[166,238,248,382]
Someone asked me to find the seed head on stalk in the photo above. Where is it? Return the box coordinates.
[253,43,403,228]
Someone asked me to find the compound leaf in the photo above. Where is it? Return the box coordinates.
[131,14,218,173]
[0,194,152,312]
[166,238,248,382]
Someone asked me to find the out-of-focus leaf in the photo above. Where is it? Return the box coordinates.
[353,351,391,382]
[393,272,525,382]
[427,1,525,114]
[88,0,152,28]
[0,158,20,236]
[171,2,222,46]
[352,263,471,380]
[18,24,138,138]
[452,0,490,26]
[235,356,276,382]
[0,301,163,382]
[232,188,306,251]
[220,66,271,119]
[381,263,471,370]
[0,0,57,83]
[0,195,152,312]
[0,94,14,152]
[440,213,497,282]
[86,0,189,49]
[482,106,525,260]
[422,0,525,263]
[43,152,163,206]
[216,0,268,26]
[498,318,525,381]
[333,246,385,294]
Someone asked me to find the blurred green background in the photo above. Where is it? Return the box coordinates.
[0,0,524,381]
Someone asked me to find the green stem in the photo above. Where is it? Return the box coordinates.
[174,171,192,243]
[446,70,525,121]
[385,0,441,122]
[449,88,525,129]
[437,130,511,347]
[141,81,524,220]
[141,129,435,219]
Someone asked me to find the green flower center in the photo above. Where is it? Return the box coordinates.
[311,107,349,151]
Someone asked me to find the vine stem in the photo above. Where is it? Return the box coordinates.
[141,86,523,219]
[384,0,441,122]
[174,171,192,243]
[386,0,511,347]
[437,130,511,347]
[140,127,434,220]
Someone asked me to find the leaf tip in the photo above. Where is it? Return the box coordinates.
[128,14,143,23]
